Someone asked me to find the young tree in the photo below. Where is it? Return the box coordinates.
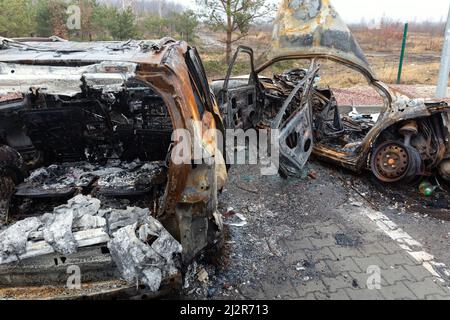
[35,0,68,38]
[174,10,198,42]
[197,0,274,63]
[78,0,95,40]
[143,14,169,38]
[50,0,69,38]
[91,2,120,40]
[143,10,198,42]
[0,0,36,37]
[110,7,139,40]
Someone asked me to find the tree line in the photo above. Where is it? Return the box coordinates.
[0,0,198,42]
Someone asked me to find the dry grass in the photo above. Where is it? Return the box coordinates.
[353,30,443,54]
[197,27,446,86]
[375,61,441,85]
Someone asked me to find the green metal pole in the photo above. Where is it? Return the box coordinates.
[397,22,409,84]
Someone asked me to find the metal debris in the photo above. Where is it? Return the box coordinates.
[107,214,182,292]
[223,211,248,227]
[42,195,103,255]
[0,217,41,263]
[197,268,209,283]
[105,207,149,233]
[43,209,77,255]
[0,194,181,291]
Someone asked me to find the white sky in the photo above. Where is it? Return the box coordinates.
[332,0,449,23]
[184,0,450,23]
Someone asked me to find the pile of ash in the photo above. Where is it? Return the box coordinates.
[9,160,167,217]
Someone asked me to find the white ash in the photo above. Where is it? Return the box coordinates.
[22,160,166,192]
[97,161,165,190]
[25,163,97,190]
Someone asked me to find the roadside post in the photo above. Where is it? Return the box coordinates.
[397,22,409,84]
[437,4,450,98]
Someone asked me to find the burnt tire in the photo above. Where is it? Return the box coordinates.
[370,141,422,183]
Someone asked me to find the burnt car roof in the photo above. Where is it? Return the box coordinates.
[258,0,375,78]
[0,37,176,65]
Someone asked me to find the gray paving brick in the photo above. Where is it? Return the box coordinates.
[345,288,384,300]
[294,279,327,297]
[403,278,448,299]
[329,245,364,260]
[285,250,310,265]
[261,279,299,299]
[346,270,388,289]
[379,252,421,267]
[425,294,450,300]
[403,264,436,281]
[359,242,389,256]
[379,240,405,254]
[301,226,321,237]
[307,247,337,262]
[283,238,314,251]
[314,289,350,300]
[321,275,354,293]
[352,255,390,271]
[300,293,317,300]
[239,283,267,300]
[326,257,362,273]
[317,219,335,227]
[301,223,320,230]
[379,282,417,300]
[381,266,416,285]
[310,236,337,248]
[313,260,333,274]
[314,224,343,235]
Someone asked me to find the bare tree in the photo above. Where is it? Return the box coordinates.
[197,0,275,63]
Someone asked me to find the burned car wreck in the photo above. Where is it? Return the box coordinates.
[212,0,450,183]
[0,37,227,298]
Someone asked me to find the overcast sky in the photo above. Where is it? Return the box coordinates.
[332,0,449,23]
[185,0,450,23]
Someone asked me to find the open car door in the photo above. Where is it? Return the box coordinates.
[219,46,262,130]
[218,46,317,177]
[272,61,319,177]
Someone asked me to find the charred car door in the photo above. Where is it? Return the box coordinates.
[217,46,317,177]
[219,46,262,130]
[272,61,318,177]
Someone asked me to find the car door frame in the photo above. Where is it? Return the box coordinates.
[220,45,263,130]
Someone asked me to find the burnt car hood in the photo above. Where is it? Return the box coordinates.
[260,0,374,77]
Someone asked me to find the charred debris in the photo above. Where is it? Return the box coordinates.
[0,38,226,297]
[0,75,179,293]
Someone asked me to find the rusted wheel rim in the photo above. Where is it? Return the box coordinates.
[372,142,410,182]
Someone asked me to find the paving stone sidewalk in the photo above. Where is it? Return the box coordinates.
[238,203,450,300]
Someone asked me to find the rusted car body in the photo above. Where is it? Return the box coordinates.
[0,37,226,298]
[213,0,450,183]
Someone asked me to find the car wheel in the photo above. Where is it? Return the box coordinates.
[370,141,422,183]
